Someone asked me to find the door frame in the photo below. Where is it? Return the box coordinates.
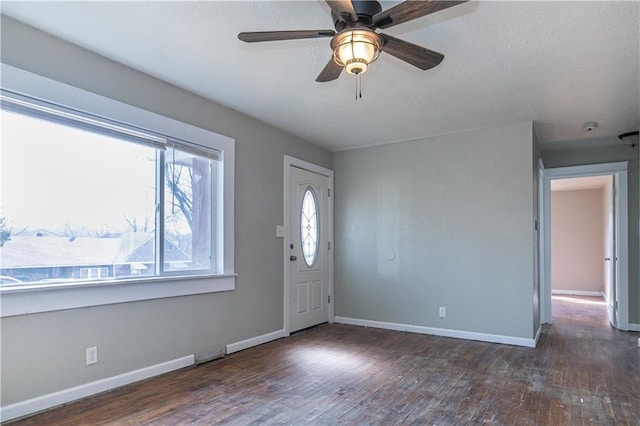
[283,155,334,336]
[540,161,629,329]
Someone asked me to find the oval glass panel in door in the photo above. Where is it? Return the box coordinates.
[300,187,319,267]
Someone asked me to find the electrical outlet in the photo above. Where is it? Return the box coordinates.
[439,307,447,318]
[86,346,98,365]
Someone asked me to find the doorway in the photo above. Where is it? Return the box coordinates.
[283,156,334,335]
[549,175,612,326]
[540,161,630,330]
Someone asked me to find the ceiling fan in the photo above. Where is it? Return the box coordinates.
[238,0,468,82]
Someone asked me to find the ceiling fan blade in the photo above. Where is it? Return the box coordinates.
[380,33,444,70]
[238,30,335,43]
[316,57,343,82]
[325,0,357,22]
[374,0,468,29]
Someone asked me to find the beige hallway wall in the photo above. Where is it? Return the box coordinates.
[551,188,605,293]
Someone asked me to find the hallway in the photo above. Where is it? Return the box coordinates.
[551,294,610,331]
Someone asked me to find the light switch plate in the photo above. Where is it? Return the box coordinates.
[276,225,285,238]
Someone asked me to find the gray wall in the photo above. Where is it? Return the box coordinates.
[333,122,536,339]
[541,143,640,325]
[0,17,332,405]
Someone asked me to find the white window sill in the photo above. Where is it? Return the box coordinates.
[0,274,236,317]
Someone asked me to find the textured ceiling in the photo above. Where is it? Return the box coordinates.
[2,1,639,152]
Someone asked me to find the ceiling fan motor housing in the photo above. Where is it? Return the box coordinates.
[331,0,383,30]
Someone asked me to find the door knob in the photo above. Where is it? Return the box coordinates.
[290,255,297,261]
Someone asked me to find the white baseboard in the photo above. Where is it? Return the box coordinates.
[226,329,285,355]
[0,355,194,423]
[334,317,537,348]
[533,326,542,347]
[628,323,640,332]
[552,289,603,297]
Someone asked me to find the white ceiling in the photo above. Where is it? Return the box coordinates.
[551,175,611,192]
[2,1,638,152]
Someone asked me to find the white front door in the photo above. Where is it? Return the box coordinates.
[288,165,330,333]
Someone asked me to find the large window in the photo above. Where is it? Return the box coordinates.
[0,64,235,315]
[1,95,219,283]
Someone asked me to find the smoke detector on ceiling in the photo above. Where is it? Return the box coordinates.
[582,122,598,132]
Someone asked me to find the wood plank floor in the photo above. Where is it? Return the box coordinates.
[9,296,640,425]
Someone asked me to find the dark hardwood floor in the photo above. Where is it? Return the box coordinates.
[9,296,640,425]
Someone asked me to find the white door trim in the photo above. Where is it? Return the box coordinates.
[284,156,334,336]
[538,159,546,324]
[540,161,629,329]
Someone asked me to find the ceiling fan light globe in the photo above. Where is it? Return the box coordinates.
[332,29,382,73]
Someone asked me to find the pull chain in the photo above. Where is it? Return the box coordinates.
[354,73,363,100]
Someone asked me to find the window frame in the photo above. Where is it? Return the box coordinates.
[0,64,236,317]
